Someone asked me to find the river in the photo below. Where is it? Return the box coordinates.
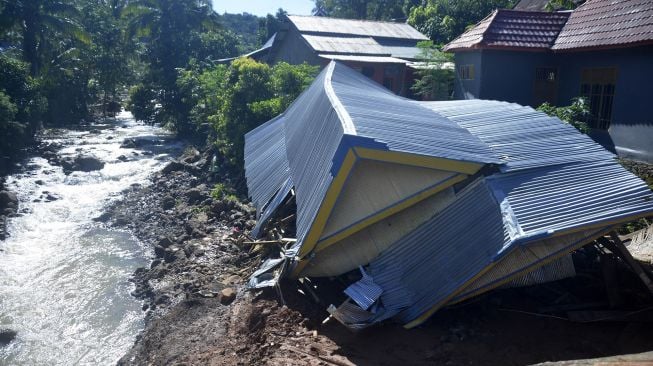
[0,111,183,365]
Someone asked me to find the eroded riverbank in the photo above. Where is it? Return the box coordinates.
[0,111,183,365]
[111,148,653,365]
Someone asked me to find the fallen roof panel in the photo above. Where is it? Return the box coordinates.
[244,61,653,329]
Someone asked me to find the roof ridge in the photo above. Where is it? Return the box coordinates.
[287,14,410,25]
[323,62,356,135]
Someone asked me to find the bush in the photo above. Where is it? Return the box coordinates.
[127,84,157,123]
[176,58,318,172]
[410,41,454,100]
[537,97,590,133]
[0,55,46,156]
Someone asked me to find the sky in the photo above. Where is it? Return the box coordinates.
[212,0,314,17]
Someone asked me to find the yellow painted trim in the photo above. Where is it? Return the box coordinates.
[297,149,357,259]
[290,258,310,278]
[354,148,483,175]
[314,174,467,253]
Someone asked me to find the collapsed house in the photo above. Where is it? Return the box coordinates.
[244,61,653,329]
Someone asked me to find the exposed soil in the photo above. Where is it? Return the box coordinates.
[110,151,653,366]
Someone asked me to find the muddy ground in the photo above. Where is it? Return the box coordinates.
[107,149,653,366]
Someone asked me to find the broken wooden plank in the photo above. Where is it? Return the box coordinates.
[598,232,653,295]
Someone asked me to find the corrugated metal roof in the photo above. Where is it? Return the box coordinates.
[245,61,653,328]
[302,34,388,55]
[244,114,290,211]
[367,180,506,324]
[444,10,570,51]
[318,54,409,64]
[420,100,615,172]
[331,63,499,164]
[552,0,653,50]
[488,161,653,237]
[288,15,428,40]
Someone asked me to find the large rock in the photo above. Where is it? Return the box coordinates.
[0,329,17,346]
[61,155,105,173]
[0,191,18,211]
[74,156,105,172]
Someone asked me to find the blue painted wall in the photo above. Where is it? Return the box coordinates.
[453,52,482,99]
[556,46,653,161]
[451,46,653,162]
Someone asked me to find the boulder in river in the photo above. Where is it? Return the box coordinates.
[61,155,105,173]
[0,328,17,346]
[0,190,18,212]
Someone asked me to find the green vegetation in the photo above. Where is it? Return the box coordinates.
[176,58,318,170]
[313,0,517,45]
[537,98,590,134]
[410,41,454,100]
[210,182,239,202]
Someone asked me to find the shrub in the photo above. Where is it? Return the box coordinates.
[537,97,590,133]
[126,84,157,123]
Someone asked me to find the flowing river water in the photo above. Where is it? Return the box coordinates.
[0,111,183,365]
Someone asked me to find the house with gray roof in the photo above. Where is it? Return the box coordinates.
[444,0,653,162]
[238,15,430,96]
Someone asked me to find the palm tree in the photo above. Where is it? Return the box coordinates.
[0,0,88,76]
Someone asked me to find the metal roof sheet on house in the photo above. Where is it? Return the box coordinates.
[287,15,428,40]
[302,34,388,55]
[443,9,570,51]
[318,54,409,63]
[244,62,653,329]
[552,0,653,50]
[420,100,615,171]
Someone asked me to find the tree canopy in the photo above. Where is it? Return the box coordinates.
[312,0,517,44]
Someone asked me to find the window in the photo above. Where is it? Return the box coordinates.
[580,67,617,130]
[535,67,557,82]
[458,65,474,80]
[533,67,559,106]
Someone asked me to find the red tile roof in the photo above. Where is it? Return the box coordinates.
[444,10,570,52]
[552,0,653,50]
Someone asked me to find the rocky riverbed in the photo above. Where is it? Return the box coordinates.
[111,149,653,365]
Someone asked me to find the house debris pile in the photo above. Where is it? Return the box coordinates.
[243,61,653,330]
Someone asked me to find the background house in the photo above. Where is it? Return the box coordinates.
[444,0,653,163]
[224,15,430,96]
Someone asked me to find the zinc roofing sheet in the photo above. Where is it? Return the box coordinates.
[444,10,570,51]
[330,63,499,164]
[244,114,290,212]
[488,161,653,237]
[288,15,428,40]
[420,100,615,172]
[318,54,408,63]
[302,34,388,55]
[552,0,653,50]
[367,180,507,323]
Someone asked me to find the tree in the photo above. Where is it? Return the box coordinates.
[0,54,47,156]
[407,0,516,44]
[545,0,580,11]
[0,0,89,76]
[312,0,413,20]
[258,8,287,45]
[123,0,239,134]
[176,58,318,169]
[410,41,454,100]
